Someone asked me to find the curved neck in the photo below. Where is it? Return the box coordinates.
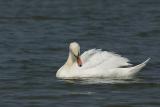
[66,52,76,66]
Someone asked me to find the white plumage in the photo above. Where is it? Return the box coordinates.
[56,42,150,79]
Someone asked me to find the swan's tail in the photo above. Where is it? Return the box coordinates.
[105,58,150,78]
[129,58,150,75]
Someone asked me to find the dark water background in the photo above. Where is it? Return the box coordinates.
[0,0,159,107]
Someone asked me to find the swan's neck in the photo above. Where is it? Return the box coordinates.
[66,52,76,67]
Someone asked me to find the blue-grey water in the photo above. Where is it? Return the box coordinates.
[0,0,160,107]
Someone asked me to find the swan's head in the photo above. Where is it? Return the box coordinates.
[69,42,82,67]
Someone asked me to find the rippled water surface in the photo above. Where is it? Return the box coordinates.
[0,0,160,107]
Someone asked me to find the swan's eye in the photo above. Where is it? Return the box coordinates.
[73,54,78,58]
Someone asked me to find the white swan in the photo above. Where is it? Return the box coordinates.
[56,42,150,79]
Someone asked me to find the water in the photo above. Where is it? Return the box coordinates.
[0,0,159,107]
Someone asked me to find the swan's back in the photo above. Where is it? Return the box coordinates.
[81,49,131,70]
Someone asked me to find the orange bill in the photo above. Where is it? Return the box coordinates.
[77,56,82,67]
